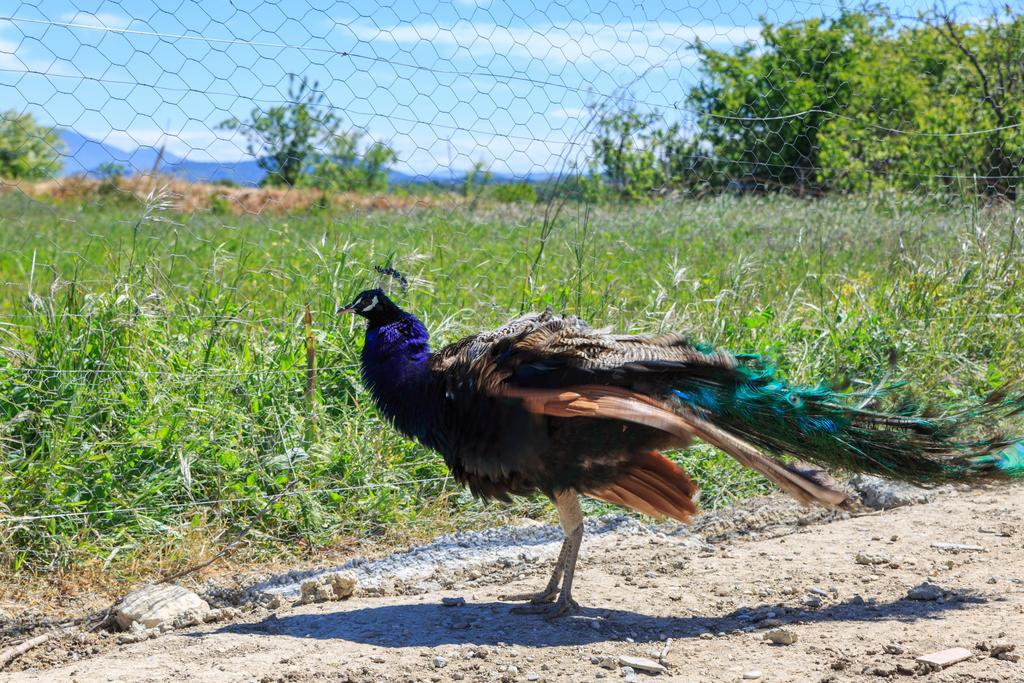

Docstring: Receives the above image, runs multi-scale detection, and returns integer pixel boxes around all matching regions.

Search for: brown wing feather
[586,450,699,523]
[504,384,851,509]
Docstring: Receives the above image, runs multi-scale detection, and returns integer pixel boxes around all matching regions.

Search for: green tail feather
[671,356,1024,485]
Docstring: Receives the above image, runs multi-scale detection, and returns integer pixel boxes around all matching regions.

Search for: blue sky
[0,0,958,176]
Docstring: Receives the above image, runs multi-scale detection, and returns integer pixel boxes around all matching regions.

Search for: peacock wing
[435,311,850,509]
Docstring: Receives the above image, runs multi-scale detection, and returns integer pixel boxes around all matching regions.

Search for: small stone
[849,474,933,509]
[883,643,904,655]
[809,587,829,597]
[114,584,210,630]
[526,673,539,681]
[916,647,973,669]
[742,671,762,680]
[617,655,666,674]
[906,583,944,601]
[432,656,448,669]
[699,632,714,640]
[896,662,917,675]
[594,656,618,670]
[855,552,889,566]
[442,596,466,607]
[621,666,636,677]
[299,572,357,604]
[930,542,985,553]
[763,628,798,645]
[990,643,1018,662]
[452,674,465,681]
[802,595,823,608]
[759,618,784,628]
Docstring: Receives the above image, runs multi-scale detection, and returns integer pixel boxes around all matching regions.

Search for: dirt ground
[3,483,1022,683]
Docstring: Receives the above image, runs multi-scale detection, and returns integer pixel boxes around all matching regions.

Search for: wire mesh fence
[1,0,1023,573]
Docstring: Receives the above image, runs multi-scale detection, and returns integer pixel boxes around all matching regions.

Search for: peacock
[339,282,1024,618]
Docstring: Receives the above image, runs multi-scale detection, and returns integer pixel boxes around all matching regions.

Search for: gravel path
[3,482,1022,682]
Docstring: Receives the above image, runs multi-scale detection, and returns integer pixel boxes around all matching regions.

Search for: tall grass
[0,190,1022,573]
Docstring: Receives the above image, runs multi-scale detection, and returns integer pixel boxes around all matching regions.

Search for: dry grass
[1,175,467,214]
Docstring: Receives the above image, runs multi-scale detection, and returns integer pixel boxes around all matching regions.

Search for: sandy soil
[3,483,1022,683]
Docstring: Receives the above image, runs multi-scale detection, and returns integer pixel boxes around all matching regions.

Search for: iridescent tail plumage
[670,356,1024,485]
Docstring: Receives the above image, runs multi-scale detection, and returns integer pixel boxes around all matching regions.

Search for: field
[1,185,1023,579]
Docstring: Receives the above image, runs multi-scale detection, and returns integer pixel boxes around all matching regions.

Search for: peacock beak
[337,303,356,314]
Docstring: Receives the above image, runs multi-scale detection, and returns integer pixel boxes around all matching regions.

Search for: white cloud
[58,12,131,30]
[342,20,760,68]
[0,35,75,77]
[77,128,253,163]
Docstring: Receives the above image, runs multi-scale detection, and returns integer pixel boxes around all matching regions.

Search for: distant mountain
[58,130,181,176]
[56,130,553,186]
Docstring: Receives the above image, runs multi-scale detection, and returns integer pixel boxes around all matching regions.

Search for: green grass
[1,190,1022,573]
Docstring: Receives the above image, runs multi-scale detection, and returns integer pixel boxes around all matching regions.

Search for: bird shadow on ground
[209,593,983,649]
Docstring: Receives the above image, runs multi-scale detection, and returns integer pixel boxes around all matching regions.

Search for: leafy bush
[490,182,537,203]
[0,111,63,180]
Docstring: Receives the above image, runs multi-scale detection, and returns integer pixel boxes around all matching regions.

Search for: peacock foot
[498,587,560,604]
[509,594,580,619]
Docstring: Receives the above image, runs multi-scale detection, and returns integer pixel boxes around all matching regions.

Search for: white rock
[742,671,762,680]
[299,572,357,604]
[763,628,798,645]
[906,582,944,601]
[114,584,210,630]
[617,655,667,674]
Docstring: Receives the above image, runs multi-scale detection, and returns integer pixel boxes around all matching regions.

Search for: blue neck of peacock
[360,313,433,440]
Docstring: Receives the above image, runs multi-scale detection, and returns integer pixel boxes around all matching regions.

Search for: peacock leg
[507,490,583,618]
[498,531,570,603]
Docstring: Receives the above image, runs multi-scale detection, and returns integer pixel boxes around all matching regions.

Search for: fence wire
[0,0,1023,573]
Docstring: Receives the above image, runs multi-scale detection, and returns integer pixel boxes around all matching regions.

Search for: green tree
[220,75,339,187]
[0,111,63,180]
[96,161,127,180]
[304,134,397,192]
[690,12,878,192]
[586,107,706,200]
[462,160,493,200]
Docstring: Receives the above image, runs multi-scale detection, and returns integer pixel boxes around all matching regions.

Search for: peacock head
[338,288,406,326]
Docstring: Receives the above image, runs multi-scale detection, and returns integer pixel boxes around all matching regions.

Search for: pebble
[298,572,358,604]
[442,596,466,607]
[763,628,798,645]
[432,656,448,669]
[930,542,985,553]
[916,647,973,670]
[114,584,211,630]
[617,655,666,674]
[849,474,933,509]
[883,643,904,655]
[990,643,1019,662]
[802,595,822,608]
[906,582,944,601]
[854,552,889,566]
[742,671,762,680]
[526,672,539,681]
[699,632,714,640]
